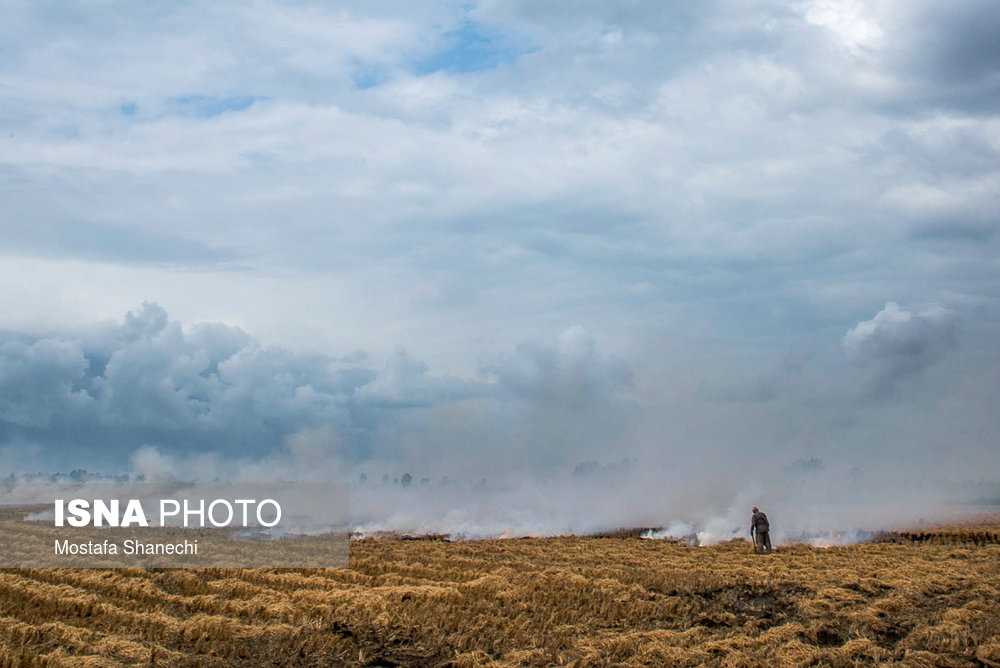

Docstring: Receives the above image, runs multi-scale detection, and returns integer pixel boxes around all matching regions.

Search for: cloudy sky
[1,0,998,503]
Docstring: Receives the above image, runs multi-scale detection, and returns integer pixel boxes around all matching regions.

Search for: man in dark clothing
[751,506,772,553]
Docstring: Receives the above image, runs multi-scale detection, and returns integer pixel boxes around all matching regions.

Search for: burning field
[0,521,998,666]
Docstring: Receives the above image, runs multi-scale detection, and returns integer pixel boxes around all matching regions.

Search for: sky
[1,1,999,533]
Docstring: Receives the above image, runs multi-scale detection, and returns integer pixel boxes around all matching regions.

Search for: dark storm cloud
[0,337,92,429]
[901,0,1000,86]
[843,302,960,395]
[0,305,635,472]
[0,304,367,464]
[840,1,998,117]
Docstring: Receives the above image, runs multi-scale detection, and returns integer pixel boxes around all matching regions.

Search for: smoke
[108,434,973,545]
[0,303,996,543]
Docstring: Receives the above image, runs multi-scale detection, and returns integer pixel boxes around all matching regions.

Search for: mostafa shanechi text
[54,538,198,555]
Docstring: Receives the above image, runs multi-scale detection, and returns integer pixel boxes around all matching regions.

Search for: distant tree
[401,472,412,487]
[785,458,825,477]
[359,473,368,485]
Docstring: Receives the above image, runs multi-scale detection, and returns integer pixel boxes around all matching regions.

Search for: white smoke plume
[112,437,975,546]
[1,303,997,544]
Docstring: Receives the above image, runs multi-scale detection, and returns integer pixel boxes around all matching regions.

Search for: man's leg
[763,531,772,552]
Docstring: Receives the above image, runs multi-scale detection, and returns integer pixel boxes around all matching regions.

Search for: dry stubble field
[1,523,999,667]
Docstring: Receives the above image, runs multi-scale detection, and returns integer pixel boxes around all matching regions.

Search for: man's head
[752,507,759,513]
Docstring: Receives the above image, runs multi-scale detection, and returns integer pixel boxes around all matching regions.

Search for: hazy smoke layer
[1,304,998,541]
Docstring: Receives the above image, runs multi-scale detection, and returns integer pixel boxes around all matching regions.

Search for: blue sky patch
[414,21,533,75]
[351,63,386,90]
[168,95,266,118]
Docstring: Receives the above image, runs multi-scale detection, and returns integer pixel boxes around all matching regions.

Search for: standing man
[750,506,772,553]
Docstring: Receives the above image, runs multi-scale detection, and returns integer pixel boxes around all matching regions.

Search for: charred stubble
[0,524,998,666]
